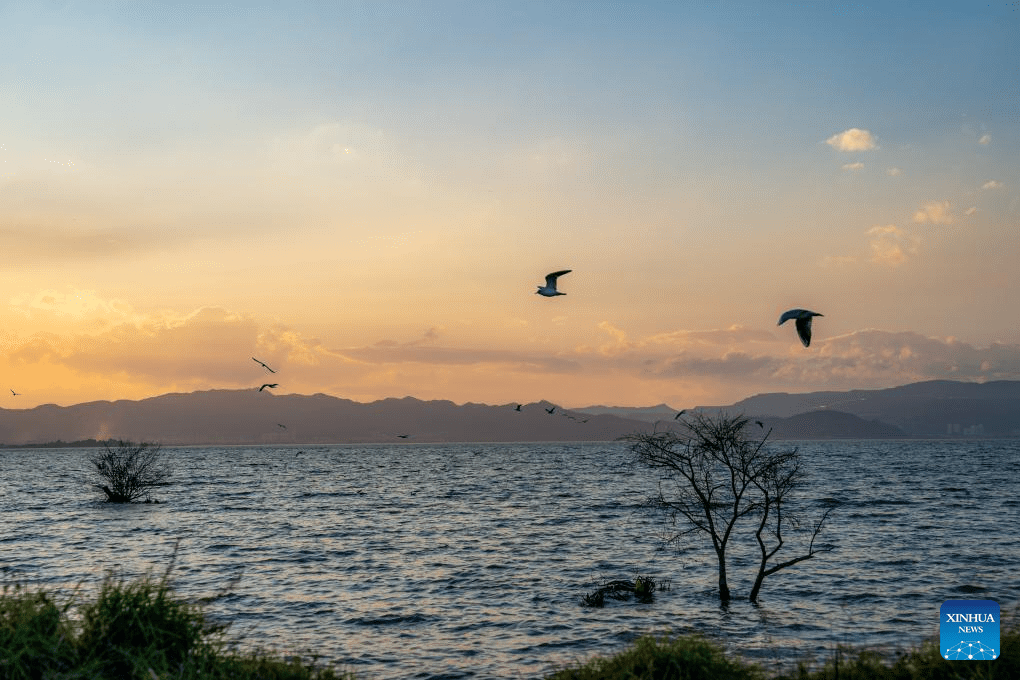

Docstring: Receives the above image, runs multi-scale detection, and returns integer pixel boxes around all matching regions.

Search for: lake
[2,439,1017,678]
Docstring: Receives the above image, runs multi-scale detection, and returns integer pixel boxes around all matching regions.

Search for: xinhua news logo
[940,600,999,660]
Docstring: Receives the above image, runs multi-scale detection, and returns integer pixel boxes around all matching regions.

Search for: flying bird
[10,389,20,396]
[778,309,823,347]
[396,434,410,439]
[535,270,572,297]
[277,423,287,429]
[252,357,276,373]
[258,383,278,392]
[512,403,522,411]
[545,407,556,414]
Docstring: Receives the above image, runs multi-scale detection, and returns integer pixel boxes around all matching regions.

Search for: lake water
[2,440,1018,678]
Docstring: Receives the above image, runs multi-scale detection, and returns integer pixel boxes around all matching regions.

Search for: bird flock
[521,270,823,422]
[241,271,822,437]
[534,269,822,347]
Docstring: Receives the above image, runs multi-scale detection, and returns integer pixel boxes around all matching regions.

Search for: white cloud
[825,128,878,151]
[912,201,954,225]
[819,255,857,268]
[842,162,864,171]
[866,225,919,266]
[982,180,1003,190]
[886,167,902,176]
[965,206,978,216]
[978,134,992,145]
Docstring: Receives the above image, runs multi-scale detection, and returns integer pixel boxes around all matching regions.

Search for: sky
[1,1,1018,410]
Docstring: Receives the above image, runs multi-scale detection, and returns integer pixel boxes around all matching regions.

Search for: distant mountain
[694,380,1020,437]
[0,390,657,446]
[571,403,680,423]
[3,380,1010,446]
[757,410,906,440]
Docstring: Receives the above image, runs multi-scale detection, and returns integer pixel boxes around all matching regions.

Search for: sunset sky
[2,1,1018,410]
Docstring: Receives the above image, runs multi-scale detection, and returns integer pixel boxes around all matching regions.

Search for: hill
[0,390,653,446]
[709,380,1020,437]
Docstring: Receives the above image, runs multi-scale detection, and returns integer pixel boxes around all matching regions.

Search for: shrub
[1,574,354,679]
[88,440,172,503]
[74,572,222,678]
[547,634,764,680]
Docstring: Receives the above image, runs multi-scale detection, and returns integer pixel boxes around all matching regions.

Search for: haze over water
[3,440,1017,679]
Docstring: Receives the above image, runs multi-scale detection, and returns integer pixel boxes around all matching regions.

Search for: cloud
[965,206,978,216]
[982,180,1003,190]
[866,225,919,266]
[819,255,857,268]
[825,128,878,152]
[340,343,582,373]
[886,167,902,176]
[10,307,263,382]
[576,322,775,356]
[912,201,954,225]
[646,330,1020,392]
[651,351,777,378]
[842,162,865,171]
[9,289,137,325]
[979,134,992,145]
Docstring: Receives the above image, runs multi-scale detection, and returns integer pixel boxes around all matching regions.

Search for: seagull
[535,270,572,297]
[252,357,276,373]
[396,434,410,439]
[277,423,287,429]
[545,407,556,414]
[778,309,823,348]
[258,383,278,392]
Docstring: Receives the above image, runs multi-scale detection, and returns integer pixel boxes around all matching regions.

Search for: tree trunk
[749,564,766,603]
[100,485,132,503]
[715,547,730,602]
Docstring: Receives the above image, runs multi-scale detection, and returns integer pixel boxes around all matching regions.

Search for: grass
[2,574,1016,679]
[0,575,351,680]
[548,623,1019,680]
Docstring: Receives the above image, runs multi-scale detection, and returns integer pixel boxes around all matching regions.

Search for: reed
[0,577,351,680]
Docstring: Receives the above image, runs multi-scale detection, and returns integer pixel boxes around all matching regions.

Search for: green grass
[546,634,766,680]
[3,575,1016,680]
[547,622,1019,680]
[0,576,351,680]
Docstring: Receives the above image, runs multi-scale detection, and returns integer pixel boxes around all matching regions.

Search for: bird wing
[545,270,571,287]
[252,357,276,373]
[794,316,813,347]
[778,309,805,325]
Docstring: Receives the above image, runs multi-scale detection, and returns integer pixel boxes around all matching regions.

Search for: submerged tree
[88,440,172,503]
[628,412,834,604]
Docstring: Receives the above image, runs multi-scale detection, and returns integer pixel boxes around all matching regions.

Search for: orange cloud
[825,128,878,151]
[912,201,954,225]
[866,225,919,266]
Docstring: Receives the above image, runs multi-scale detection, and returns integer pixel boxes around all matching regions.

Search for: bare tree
[628,412,834,604]
[88,440,172,503]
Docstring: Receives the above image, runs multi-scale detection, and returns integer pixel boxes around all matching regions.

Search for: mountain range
[1,380,1017,446]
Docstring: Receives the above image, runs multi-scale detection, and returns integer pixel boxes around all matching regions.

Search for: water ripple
[2,440,1018,678]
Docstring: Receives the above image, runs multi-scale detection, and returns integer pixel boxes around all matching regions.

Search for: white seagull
[535,270,572,297]
[778,309,823,347]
